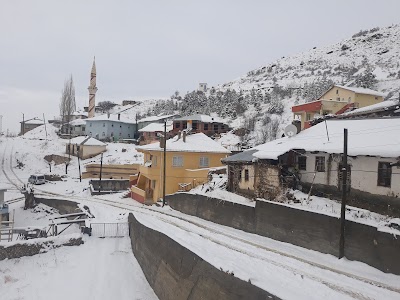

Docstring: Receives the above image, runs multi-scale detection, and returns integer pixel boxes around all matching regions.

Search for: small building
[137,114,178,130]
[131,132,230,204]
[172,114,230,137]
[198,83,207,92]
[20,118,44,135]
[138,122,173,145]
[85,113,137,142]
[66,136,107,159]
[223,118,400,215]
[292,85,386,130]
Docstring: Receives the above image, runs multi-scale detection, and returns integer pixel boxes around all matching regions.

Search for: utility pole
[22,113,25,135]
[77,145,82,182]
[339,128,348,259]
[43,113,48,139]
[99,153,103,192]
[162,121,167,207]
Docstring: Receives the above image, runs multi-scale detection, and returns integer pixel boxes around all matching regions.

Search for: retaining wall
[0,236,83,260]
[166,193,400,275]
[128,213,278,300]
[35,197,81,215]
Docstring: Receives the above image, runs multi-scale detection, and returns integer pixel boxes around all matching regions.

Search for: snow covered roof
[226,118,400,162]
[69,136,106,146]
[333,85,387,97]
[340,100,400,117]
[69,119,87,126]
[138,122,173,133]
[174,114,226,124]
[222,149,258,163]
[85,114,136,124]
[72,111,88,117]
[137,133,231,154]
[22,118,45,125]
[137,114,177,123]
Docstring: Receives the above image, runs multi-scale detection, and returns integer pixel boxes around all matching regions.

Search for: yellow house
[292,85,385,130]
[131,132,230,204]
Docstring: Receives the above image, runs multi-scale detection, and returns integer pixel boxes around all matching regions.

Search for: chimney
[183,130,187,142]
[118,113,121,120]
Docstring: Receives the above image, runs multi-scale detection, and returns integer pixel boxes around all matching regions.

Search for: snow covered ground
[2,130,400,300]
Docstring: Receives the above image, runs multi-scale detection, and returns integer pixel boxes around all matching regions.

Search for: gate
[90,222,129,238]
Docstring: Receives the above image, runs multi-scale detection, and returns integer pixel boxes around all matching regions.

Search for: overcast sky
[1,0,400,133]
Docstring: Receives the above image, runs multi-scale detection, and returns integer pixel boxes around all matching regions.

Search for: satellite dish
[144,160,152,167]
[284,124,298,138]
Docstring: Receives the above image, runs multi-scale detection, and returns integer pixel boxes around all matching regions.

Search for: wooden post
[162,121,167,207]
[339,128,348,259]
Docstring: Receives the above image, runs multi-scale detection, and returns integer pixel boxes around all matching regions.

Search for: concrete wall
[128,213,278,300]
[89,179,130,193]
[166,193,400,275]
[35,198,81,215]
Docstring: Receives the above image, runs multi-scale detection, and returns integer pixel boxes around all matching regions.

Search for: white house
[223,118,400,214]
[66,136,107,159]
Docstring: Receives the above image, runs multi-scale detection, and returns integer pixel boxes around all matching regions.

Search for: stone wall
[35,197,81,215]
[167,193,400,275]
[128,213,278,300]
[0,237,83,260]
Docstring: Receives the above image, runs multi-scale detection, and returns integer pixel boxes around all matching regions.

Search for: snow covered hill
[218,24,400,97]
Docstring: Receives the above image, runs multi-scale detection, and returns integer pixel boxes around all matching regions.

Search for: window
[199,157,209,167]
[336,89,339,94]
[120,125,122,128]
[112,124,114,127]
[89,131,92,136]
[102,132,105,136]
[298,156,307,171]
[306,113,311,121]
[103,123,105,127]
[213,124,218,131]
[244,169,249,181]
[204,123,209,130]
[183,122,187,129]
[82,126,85,131]
[315,156,325,172]
[192,122,198,130]
[151,180,156,189]
[172,156,183,167]
[238,170,242,181]
[221,125,225,130]
[378,162,391,187]
[150,154,158,167]
[375,96,378,100]
[175,122,180,128]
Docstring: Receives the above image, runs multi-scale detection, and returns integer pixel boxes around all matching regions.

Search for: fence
[90,223,129,238]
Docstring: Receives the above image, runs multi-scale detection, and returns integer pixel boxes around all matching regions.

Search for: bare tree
[59,75,76,128]
[97,101,117,113]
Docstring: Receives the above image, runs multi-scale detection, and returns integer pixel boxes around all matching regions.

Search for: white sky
[1,0,399,133]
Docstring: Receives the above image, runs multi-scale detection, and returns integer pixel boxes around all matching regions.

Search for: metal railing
[90,222,129,238]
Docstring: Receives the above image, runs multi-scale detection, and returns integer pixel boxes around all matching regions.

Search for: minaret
[88,57,98,118]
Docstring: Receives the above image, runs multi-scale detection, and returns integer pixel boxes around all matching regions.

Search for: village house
[223,118,400,215]
[131,132,230,204]
[137,114,178,130]
[138,122,173,145]
[66,136,107,159]
[19,118,44,135]
[172,114,230,136]
[85,113,137,142]
[292,85,386,130]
